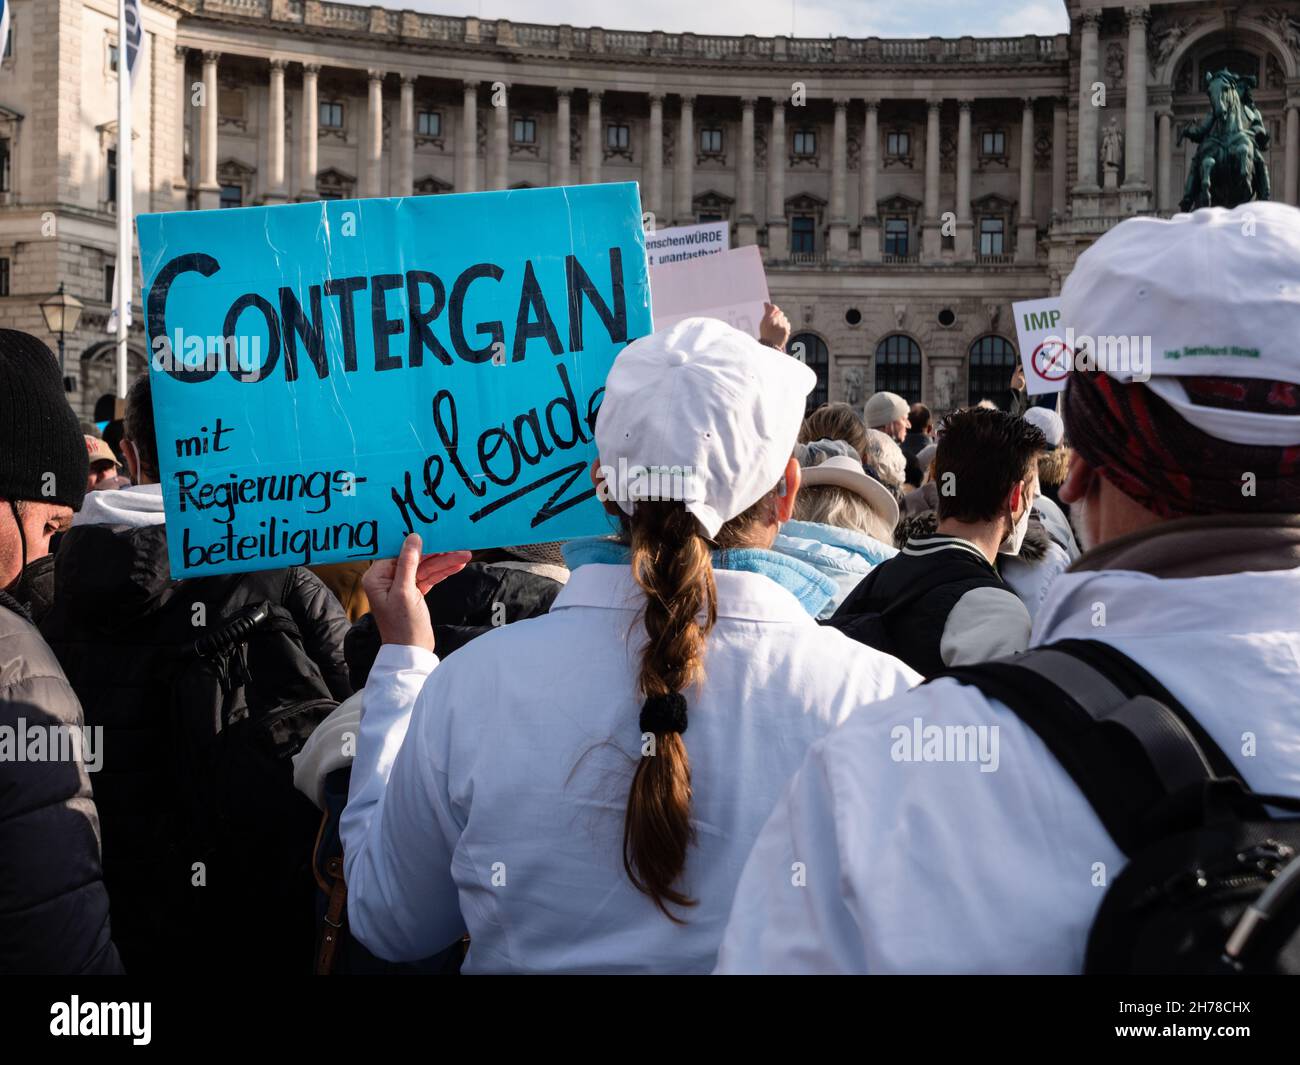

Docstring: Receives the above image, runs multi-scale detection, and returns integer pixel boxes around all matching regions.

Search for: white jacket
[341,562,919,973]
[716,551,1300,973]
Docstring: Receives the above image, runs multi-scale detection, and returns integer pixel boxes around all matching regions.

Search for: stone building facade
[1,0,1298,418]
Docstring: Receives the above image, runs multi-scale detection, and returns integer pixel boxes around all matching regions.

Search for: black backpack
[167,596,337,972]
[937,638,1300,974]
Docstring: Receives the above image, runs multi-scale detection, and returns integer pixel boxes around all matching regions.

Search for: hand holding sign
[362,535,472,651]
[759,302,791,350]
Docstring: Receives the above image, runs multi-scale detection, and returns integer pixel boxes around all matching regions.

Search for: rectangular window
[220,184,243,210]
[793,129,816,157]
[512,117,536,144]
[791,215,815,254]
[417,110,441,137]
[0,258,10,298]
[106,148,117,202]
[109,43,119,74]
[697,212,723,223]
[3,25,12,61]
[699,128,723,154]
[981,130,1006,157]
[0,138,10,193]
[886,131,910,157]
[885,218,910,256]
[980,218,1005,255]
[319,102,344,129]
[104,264,115,303]
[606,123,630,150]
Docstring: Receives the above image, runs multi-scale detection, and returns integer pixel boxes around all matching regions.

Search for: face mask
[997,495,1032,557]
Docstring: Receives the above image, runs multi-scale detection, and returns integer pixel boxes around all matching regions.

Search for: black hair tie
[640,692,689,736]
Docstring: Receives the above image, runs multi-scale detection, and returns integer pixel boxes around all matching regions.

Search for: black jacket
[829,534,1031,678]
[39,522,352,972]
[346,560,564,690]
[0,591,123,974]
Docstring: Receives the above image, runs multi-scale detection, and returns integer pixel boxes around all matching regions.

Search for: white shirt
[716,562,1300,973]
[341,562,920,973]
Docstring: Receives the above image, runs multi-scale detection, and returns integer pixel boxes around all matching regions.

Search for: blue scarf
[561,536,836,617]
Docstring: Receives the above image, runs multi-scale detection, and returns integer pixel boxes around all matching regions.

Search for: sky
[394,1,1072,39]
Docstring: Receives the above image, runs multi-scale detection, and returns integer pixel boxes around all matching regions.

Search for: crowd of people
[2,201,1298,975]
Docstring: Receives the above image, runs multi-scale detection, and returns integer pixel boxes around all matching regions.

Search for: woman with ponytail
[342,318,920,972]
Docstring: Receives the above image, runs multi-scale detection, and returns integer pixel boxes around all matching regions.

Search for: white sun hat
[799,454,900,530]
[595,316,816,537]
[1060,201,1300,446]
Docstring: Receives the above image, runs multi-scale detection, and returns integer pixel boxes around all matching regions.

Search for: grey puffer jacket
[0,591,122,974]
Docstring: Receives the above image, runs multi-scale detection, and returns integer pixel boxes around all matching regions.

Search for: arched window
[874,334,922,404]
[789,332,828,412]
[967,334,1018,408]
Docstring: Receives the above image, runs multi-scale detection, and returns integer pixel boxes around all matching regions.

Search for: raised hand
[362,534,472,652]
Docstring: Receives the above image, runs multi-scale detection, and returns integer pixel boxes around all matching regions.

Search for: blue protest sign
[136,182,651,578]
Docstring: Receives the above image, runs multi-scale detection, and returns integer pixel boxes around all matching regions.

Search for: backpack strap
[933,639,1247,857]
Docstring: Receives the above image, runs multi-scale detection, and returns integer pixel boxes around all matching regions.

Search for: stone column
[398,75,415,196]
[767,96,787,258]
[175,46,190,192]
[459,80,478,193]
[584,90,602,184]
[860,99,879,262]
[198,51,220,209]
[828,98,849,257]
[1017,97,1037,263]
[1075,11,1102,191]
[365,70,384,197]
[922,99,942,260]
[955,99,973,260]
[299,63,319,199]
[492,82,509,190]
[1051,96,1068,216]
[1156,107,1173,211]
[1123,6,1150,188]
[675,94,695,224]
[265,59,287,201]
[737,96,757,246]
[554,89,572,187]
[645,93,663,220]
[1286,100,1300,207]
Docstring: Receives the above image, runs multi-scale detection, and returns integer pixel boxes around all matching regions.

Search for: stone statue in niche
[843,367,865,408]
[1101,119,1123,189]
[933,364,958,412]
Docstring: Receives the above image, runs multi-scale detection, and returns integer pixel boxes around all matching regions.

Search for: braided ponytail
[622,503,717,920]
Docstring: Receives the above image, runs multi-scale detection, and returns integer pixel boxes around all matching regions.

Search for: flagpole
[116,0,132,400]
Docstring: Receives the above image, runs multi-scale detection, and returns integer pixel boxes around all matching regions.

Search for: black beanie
[0,329,88,510]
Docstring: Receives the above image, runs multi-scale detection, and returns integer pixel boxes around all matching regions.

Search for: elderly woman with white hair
[771,438,900,617]
[863,428,907,495]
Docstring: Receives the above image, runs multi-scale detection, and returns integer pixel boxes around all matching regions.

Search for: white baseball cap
[800,454,900,530]
[1023,406,1065,449]
[864,390,909,429]
[1061,201,1300,446]
[595,316,816,537]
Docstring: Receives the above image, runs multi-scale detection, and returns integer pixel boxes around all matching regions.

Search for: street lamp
[39,283,84,391]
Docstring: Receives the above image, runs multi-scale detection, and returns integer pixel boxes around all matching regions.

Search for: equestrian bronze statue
[1178,69,1271,212]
